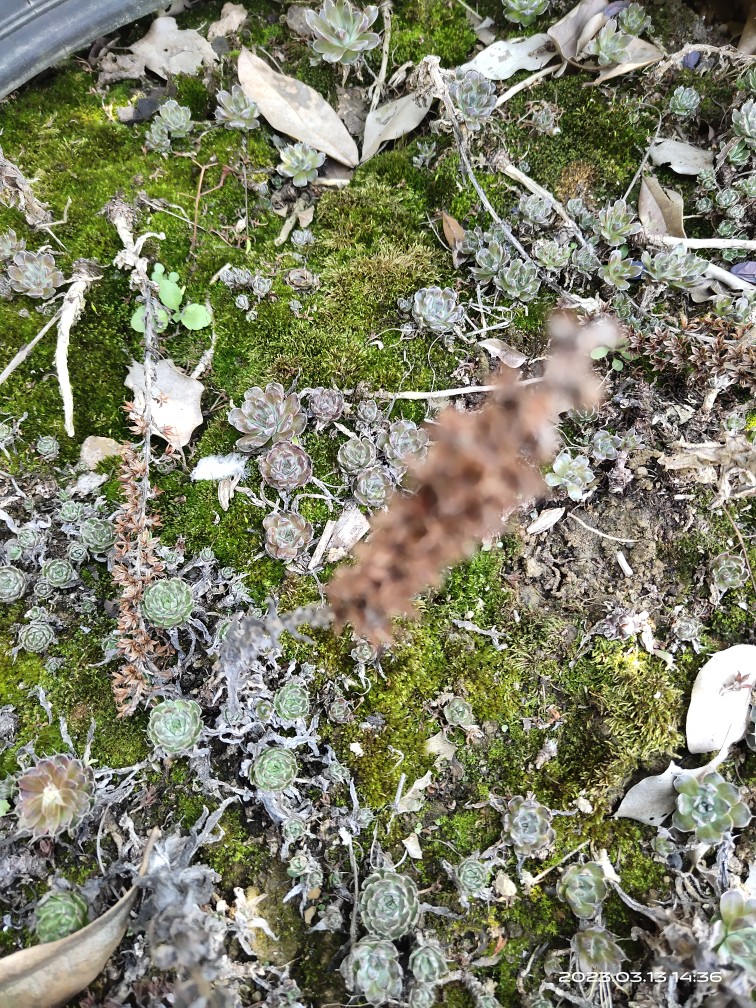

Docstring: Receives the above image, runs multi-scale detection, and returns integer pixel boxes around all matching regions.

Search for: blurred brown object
[327,310,606,643]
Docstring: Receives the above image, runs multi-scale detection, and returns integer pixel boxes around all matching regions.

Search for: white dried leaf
[425,730,456,766]
[477,338,527,368]
[106,17,218,81]
[361,91,434,162]
[638,175,686,238]
[686,645,756,753]
[547,0,606,61]
[238,48,358,166]
[349,741,365,757]
[402,833,423,859]
[396,770,433,813]
[649,138,714,175]
[460,34,555,81]
[614,754,726,826]
[526,507,565,535]
[493,871,518,899]
[613,760,686,826]
[574,13,607,58]
[191,453,249,481]
[325,505,370,562]
[125,358,204,449]
[80,436,124,470]
[208,2,248,40]
[592,37,664,84]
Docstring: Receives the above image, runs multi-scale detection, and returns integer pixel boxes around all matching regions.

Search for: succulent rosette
[229,382,306,452]
[358,869,420,939]
[259,442,313,492]
[34,890,89,943]
[502,795,556,857]
[353,466,393,508]
[340,938,403,1005]
[16,755,94,837]
[456,856,490,894]
[263,511,313,561]
[141,578,193,629]
[79,517,116,553]
[252,747,299,791]
[408,939,448,983]
[0,565,27,603]
[307,387,345,423]
[556,862,607,918]
[337,437,377,474]
[147,698,203,753]
[273,680,311,721]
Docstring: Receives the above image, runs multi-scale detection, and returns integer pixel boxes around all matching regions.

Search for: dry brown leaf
[547,0,606,61]
[591,37,664,84]
[441,210,465,249]
[574,13,607,58]
[638,174,686,238]
[0,833,156,1008]
[238,48,359,166]
[361,91,433,162]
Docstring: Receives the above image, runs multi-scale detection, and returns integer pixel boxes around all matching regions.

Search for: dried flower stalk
[327,311,604,643]
[103,199,173,714]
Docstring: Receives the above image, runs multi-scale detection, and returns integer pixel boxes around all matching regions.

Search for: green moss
[391,0,477,66]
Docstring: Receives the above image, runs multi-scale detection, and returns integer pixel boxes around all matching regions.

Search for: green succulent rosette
[252,747,299,791]
[141,577,193,629]
[34,890,89,943]
[0,565,26,603]
[358,868,420,939]
[147,698,203,753]
[556,862,607,918]
[340,938,403,1005]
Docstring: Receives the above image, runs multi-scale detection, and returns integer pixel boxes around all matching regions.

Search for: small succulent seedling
[131,263,211,333]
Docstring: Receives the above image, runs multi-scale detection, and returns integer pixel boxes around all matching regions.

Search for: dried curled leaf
[547,0,606,61]
[361,91,433,162]
[98,17,218,83]
[0,833,156,1008]
[125,358,204,449]
[238,48,359,166]
[591,37,663,84]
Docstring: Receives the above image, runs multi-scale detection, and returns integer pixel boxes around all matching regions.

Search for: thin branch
[0,310,61,386]
[55,260,103,437]
[495,63,559,108]
[374,377,542,400]
[566,511,638,545]
[369,1,393,112]
[648,235,756,251]
[499,161,588,247]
